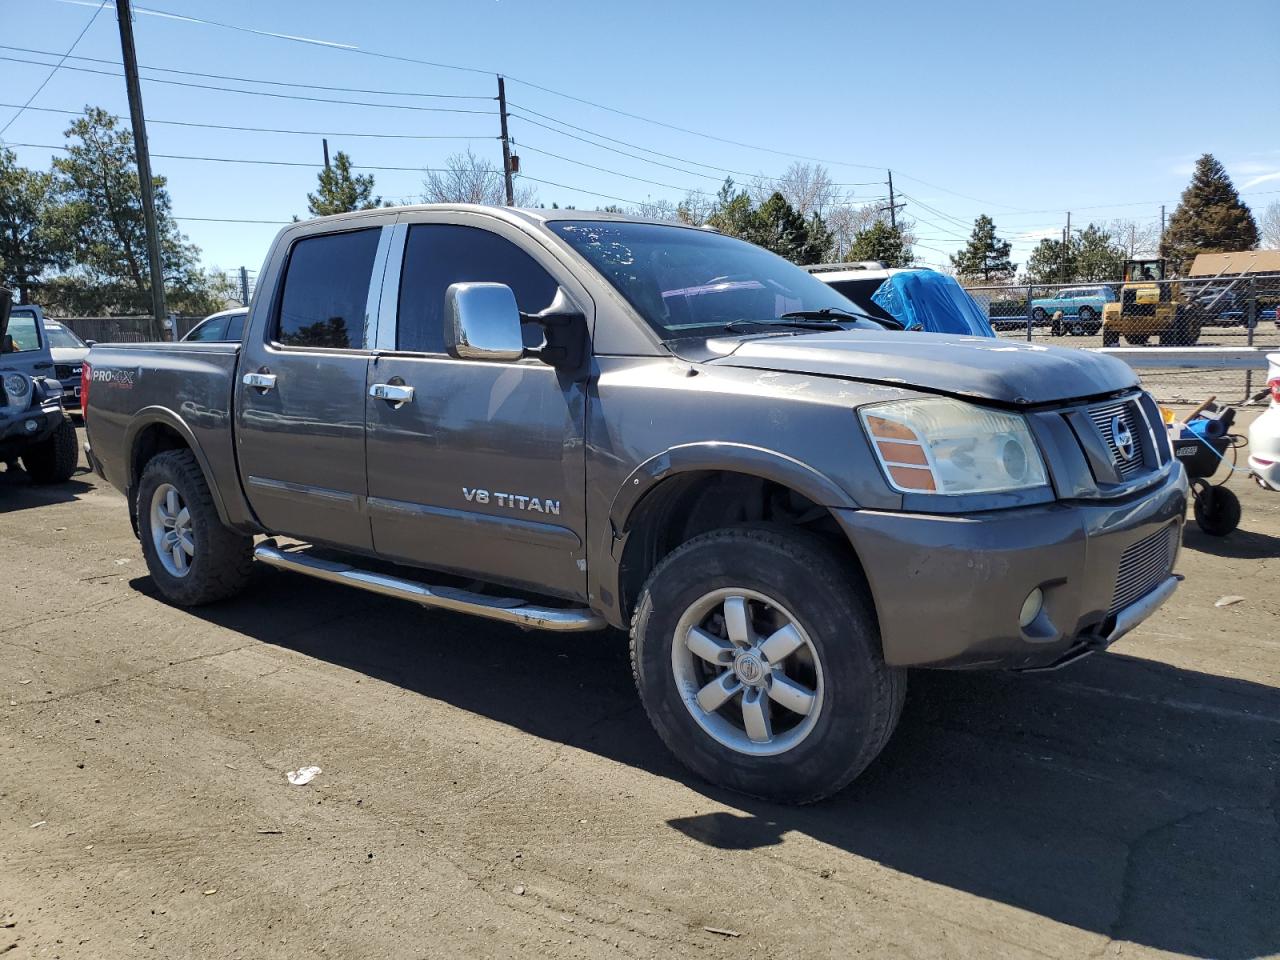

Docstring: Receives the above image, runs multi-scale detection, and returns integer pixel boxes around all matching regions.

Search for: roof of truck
[298,203,713,232]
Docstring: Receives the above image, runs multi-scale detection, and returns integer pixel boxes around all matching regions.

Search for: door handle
[369,382,414,404]
[242,372,277,391]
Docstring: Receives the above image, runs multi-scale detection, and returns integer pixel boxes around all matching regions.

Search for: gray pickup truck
[84,206,1187,802]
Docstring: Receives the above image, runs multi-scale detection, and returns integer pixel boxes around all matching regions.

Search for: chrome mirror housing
[444,282,524,362]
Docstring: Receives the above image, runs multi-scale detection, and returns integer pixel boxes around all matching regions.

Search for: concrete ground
[1,421,1277,960]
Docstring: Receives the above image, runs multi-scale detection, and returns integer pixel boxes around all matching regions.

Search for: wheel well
[127,423,191,528]
[616,470,865,620]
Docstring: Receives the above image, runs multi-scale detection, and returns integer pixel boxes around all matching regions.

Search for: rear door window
[396,224,558,354]
[275,229,381,349]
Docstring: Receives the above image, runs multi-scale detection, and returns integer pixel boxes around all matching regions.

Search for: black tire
[1194,485,1241,537]
[1077,306,1096,323]
[136,449,253,605]
[21,416,78,484]
[630,526,906,804]
[1124,334,1150,346]
[1102,328,1120,347]
[1031,307,1047,324]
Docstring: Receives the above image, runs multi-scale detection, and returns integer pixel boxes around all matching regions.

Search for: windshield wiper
[781,307,903,330]
[723,317,845,333]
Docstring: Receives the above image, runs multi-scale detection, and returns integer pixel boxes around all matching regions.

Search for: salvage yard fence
[964,275,1280,405]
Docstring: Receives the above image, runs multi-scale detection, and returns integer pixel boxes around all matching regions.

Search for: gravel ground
[1,421,1277,960]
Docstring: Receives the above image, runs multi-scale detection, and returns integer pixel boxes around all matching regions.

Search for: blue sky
[2,0,1278,276]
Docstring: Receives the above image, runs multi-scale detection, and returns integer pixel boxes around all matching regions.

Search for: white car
[1247,352,1280,491]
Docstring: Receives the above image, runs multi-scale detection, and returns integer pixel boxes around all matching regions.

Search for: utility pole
[238,266,249,306]
[115,0,166,335]
[887,169,896,230]
[497,76,514,206]
[322,138,331,171]
[1160,204,1166,246]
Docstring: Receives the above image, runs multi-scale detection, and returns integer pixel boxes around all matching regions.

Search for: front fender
[609,440,859,534]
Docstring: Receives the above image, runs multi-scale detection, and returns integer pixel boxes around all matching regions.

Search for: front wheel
[630,527,905,804]
[137,449,254,605]
[1031,307,1047,325]
[21,416,78,484]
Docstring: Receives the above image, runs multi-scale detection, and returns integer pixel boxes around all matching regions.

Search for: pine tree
[1160,154,1259,269]
[845,220,913,268]
[307,151,382,217]
[950,215,1015,282]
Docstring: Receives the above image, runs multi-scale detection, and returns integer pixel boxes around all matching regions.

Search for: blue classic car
[1029,285,1117,335]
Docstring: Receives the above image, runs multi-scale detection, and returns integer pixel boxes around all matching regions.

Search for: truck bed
[85,341,244,524]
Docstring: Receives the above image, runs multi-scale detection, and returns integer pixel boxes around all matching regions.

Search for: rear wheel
[21,416,78,484]
[1102,328,1120,347]
[137,449,253,605]
[630,526,905,804]
[1124,334,1150,346]
[1075,306,1095,335]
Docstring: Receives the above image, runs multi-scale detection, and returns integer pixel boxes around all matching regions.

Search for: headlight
[3,373,30,400]
[860,398,1049,495]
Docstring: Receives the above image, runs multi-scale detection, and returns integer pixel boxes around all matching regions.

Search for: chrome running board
[254,540,607,633]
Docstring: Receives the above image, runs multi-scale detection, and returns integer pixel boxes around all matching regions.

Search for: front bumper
[836,462,1188,670]
[0,403,63,455]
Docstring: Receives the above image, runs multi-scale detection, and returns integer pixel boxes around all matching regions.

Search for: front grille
[1087,399,1146,480]
[1111,525,1175,613]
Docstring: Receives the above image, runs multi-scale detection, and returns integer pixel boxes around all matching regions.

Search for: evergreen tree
[1024,236,1073,285]
[746,192,811,262]
[1160,154,1258,269]
[950,215,1015,281]
[845,220,913,268]
[47,107,220,315]
[0,147,65,303]
[1073,223,1124,280]
[307,151,382,217]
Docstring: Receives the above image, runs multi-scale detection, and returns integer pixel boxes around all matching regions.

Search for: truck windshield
[552,220,878,340]
[2,312,40,353]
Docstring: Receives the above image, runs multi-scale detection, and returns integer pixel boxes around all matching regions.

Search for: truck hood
[699,329,1139,405]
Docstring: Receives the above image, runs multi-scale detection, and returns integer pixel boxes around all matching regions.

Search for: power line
[0,101,496,141]
[7,141,503,173]
[0,2,105,136]
[516,142,718,197]
[0,54,497,115]
[0,44,492,100]
[513,175,651,208]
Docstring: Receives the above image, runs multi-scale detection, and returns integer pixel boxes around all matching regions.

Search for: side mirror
[444,282,525,363]
[84,339,98,347]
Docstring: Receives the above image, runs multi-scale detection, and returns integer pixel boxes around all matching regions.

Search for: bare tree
[1107,218,1160,258]
[750,162,844,219]
[632,197,680,221]
[421,148,537,206]
[676,190,715,226]
[1261,201,1280,250]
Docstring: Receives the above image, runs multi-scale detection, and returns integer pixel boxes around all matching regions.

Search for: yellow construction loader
[1100,258,1200,347]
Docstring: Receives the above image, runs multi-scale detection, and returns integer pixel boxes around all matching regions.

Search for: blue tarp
[871,270,996,337]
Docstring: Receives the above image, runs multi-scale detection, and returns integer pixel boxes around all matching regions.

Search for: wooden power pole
[497,76,514,206]
[115,0,167,334]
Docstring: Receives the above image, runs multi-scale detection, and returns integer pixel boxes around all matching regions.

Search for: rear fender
[124,406,231,528]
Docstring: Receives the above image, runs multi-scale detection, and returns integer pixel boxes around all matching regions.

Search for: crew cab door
[363,215,589,599]
[235,224,392,550]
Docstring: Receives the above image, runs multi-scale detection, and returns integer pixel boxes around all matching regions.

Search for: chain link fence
[965,274,1280,404]
[61,315,203,343]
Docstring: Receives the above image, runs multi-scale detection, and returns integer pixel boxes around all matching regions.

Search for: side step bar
[253,540,608,633]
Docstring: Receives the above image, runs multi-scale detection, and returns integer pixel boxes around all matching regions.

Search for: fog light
[24,419,39,434]
[1019,588,1044,628]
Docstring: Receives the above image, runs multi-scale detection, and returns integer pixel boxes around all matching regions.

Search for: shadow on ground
[133,568,1280,959]
[1182,522,1280,560]
[0,464,95,513]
